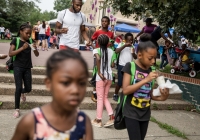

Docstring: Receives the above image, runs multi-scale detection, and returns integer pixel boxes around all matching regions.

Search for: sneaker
[104,119,114,127]
[91,94,97,102]
[91,119,102,128]
[113,94,119,102]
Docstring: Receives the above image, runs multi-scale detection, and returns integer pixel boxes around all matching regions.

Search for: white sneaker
[104,119,114,127]
[91,119,103,128]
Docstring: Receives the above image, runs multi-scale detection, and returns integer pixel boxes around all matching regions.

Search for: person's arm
[131,48,137,59]
[84,115,93,140]
[123,71,158,95]
[11,113,34,140]
[32,42,39,57]
[9,43,29,57]
[55,11,68,34]
[135,28,144,39]
[91,32,98,49]
[80,25,91,46]
[150,88,169,101]
[115,43,131,53]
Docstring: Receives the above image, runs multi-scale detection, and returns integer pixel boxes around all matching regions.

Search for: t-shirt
[0,27,5,32]
[182,55,188,62]
[122,62,152,121]
[38,24,46,34]
[57,9,86,49]
[93,48,113,81]
[45,25,51,36]
[117,43,133,66]
[10,38,34,69]
[91,30,114,48]
[143,24,157,34]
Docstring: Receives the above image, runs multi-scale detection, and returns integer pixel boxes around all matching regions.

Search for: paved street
[1,110,200,140]
[0,43,94,69]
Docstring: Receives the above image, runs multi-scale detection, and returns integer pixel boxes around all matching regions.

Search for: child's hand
[125,43,132,47]
[159,88,169,100]
[145,72,158,83]
[22,43,29,50]
[98,73,106,81]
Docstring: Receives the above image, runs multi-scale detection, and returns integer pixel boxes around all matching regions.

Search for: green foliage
[106,0,200,42]
[54,0,72,12]
[0,0,57,32]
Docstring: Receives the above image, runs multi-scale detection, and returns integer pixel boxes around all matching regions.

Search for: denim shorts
[38,34,45,40]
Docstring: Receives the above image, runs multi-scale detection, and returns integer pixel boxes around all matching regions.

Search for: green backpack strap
[122,62,136,107]
[12,37,20,61]
[29,38,33,44]
[150,66,156,88]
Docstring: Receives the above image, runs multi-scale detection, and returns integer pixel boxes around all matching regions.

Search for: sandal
[21,94,26,102]
[13,110,20,118]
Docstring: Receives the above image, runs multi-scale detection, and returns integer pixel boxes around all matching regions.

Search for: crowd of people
[0,25,12,40]
[3,0,197,140]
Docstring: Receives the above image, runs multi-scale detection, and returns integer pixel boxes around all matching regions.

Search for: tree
[54,0,72,12]
[106,0,200,42]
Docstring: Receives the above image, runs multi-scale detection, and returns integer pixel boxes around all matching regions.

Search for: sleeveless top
[32,107,86,140]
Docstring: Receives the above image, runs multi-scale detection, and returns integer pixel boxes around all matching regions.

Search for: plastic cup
[156,76,165,87]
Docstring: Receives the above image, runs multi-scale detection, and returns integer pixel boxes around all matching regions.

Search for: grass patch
[156,61,200,79]
[150,117,188,139]
[0,39,11,43]
[0,102,2,106]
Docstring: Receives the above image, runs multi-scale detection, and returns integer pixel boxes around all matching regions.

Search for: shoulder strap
[150,66,156,88]
[62,10,67,25]
[12,37,20,61]
[122,62,136,107]
[29,38,32,44]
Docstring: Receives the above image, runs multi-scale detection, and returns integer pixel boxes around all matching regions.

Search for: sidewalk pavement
[0,110,199,140]
[0,43,94,69]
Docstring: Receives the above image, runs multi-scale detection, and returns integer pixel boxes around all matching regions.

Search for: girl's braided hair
[98,34,110,79]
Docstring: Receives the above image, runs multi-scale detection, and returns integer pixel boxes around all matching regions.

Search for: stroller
[170,48,197,78]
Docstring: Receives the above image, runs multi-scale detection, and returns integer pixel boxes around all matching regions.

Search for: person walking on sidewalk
[122,34,169,140]
[11,50,93,140]
[38,21,47,51]
[91,34,115,128]
[0,25,5,39]
[55,0,91,51]
[9,23,39,118]
[90,16,114,102]
[113,33,137,101]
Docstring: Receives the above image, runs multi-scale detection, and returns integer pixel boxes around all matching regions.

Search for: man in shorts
[55,0,91,51]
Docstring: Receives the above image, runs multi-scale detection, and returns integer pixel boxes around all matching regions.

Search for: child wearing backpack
[9,23,39,118]
[11,50,93,140]
[122,33,169,140]
[113,33,137,102]
[91,34,115,128]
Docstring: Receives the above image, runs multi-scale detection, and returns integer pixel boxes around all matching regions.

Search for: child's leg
[103,80,113,117]
[96,80,105,120]
[163,56,169,68]
[125,117,149,140]
[140,121,149,140]
[160,55,165,69]
[22,69,32,96]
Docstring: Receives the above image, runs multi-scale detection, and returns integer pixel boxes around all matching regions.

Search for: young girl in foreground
[91,34,115,128]
[11,50,93,140]
[9,23,39,118]
[122,34,169,140]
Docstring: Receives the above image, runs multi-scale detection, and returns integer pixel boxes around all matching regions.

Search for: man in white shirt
[113,33,137,101]
[0,25,5,39]
[55,0,91,51]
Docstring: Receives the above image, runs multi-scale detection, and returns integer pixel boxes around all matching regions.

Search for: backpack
[114,62,155,130]
[6,37,32,73]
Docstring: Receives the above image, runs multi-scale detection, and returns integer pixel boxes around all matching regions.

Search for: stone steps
[0,95,194,110]
[0,83,182,99]
[0,73,118,87]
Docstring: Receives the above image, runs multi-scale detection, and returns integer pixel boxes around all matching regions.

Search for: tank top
[32,107,86,140]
